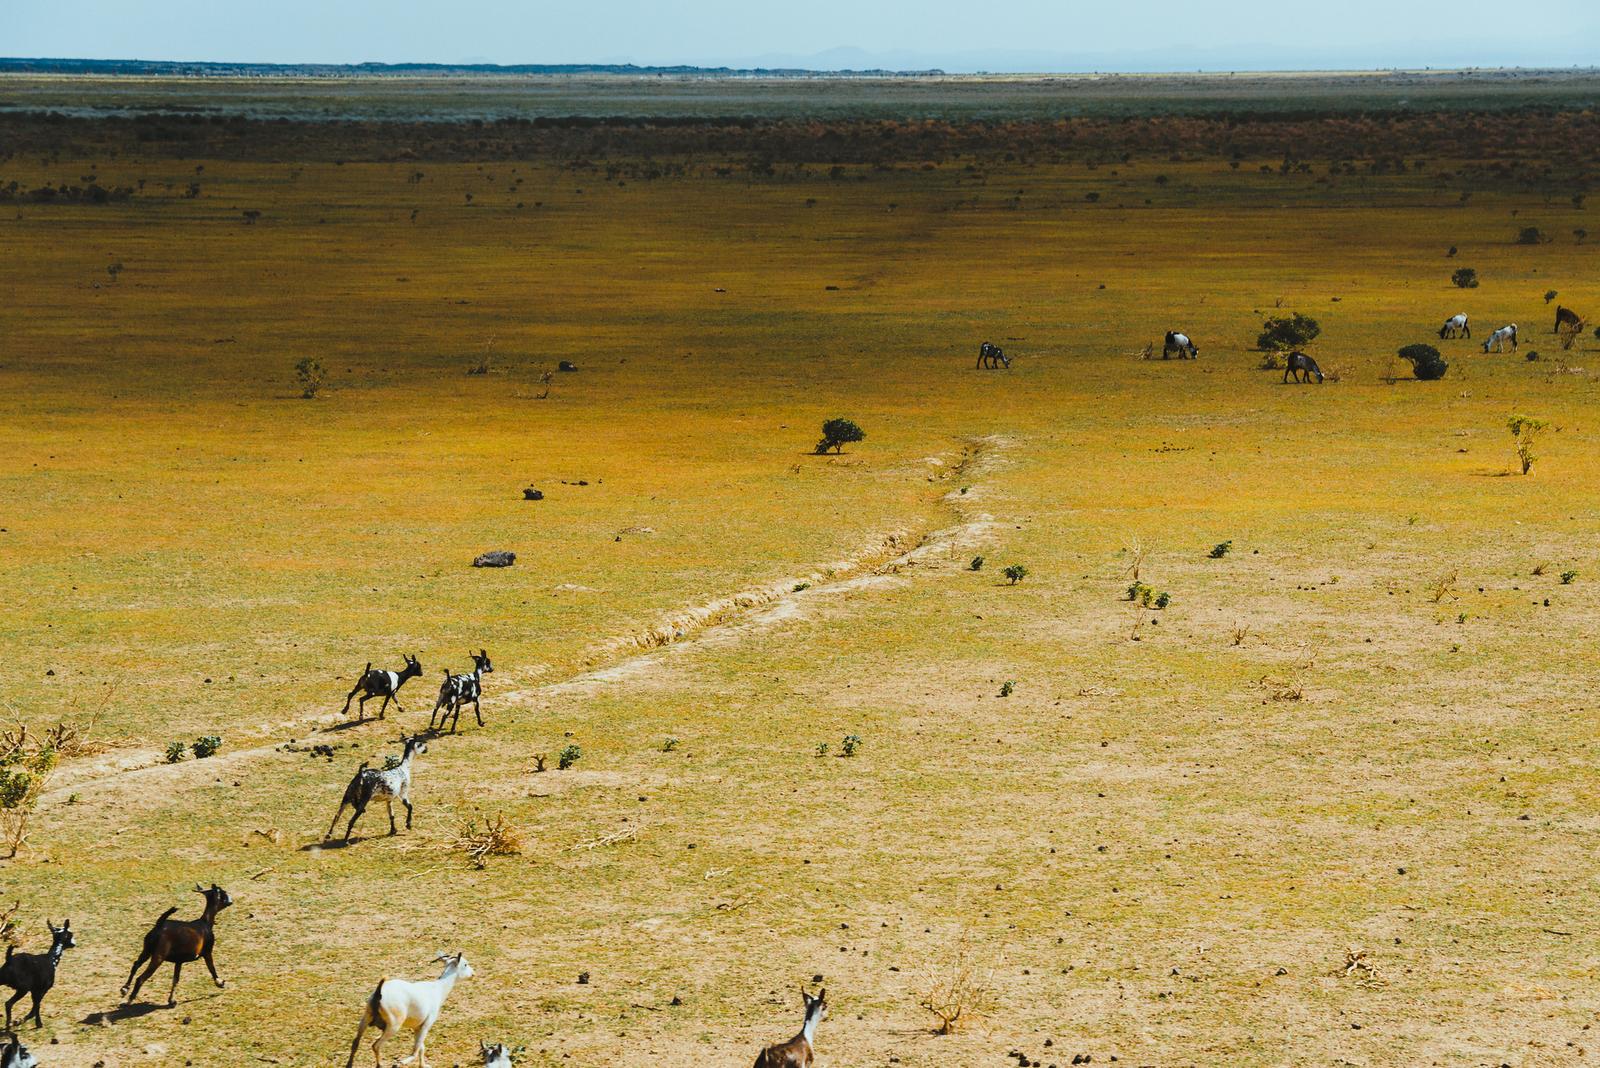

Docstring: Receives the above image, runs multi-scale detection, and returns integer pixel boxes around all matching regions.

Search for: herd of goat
[974,303,1589,385]
[0,647,831,1068]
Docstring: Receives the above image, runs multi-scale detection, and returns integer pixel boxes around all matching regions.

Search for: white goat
[1482,323,1518,353]
[346,952,474,1068]
[479,1040,513,1066]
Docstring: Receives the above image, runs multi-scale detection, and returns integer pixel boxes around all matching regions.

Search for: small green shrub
[1544,290,1559,304]
[840,734,862,757]
[294,357,325,399]
[557,744,583,770]
[999,680,1015,697]
[1398,344,1449,381]
[191,735,222,759]
[815,742,830,757]
[1506,413,1548,475]
[1515,226,1546,245]
[662,737,680,752]
[1560,570,1578,584]
[792,582,810,592]
[969,555,984,571]
[815,418,864,454]
[1127,580,1152,603]
[1208,540,1232,559]
[1451,267,1479,289]
[1256,313,1322,352]
[383,753,403,770]
[165,741,187,763]
[1003,564,1029,585]
[1153,591,1171,609]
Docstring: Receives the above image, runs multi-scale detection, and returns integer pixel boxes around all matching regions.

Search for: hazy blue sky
[9,0,1599,71]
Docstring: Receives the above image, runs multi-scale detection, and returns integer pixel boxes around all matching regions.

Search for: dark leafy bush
[1256,313,1321,352]
[557,744,582,770]
[816,418,864,454]
[1451,267,1479,289]
[191,735,223,759]
[1515,226,1547,245]
[1398,344,1449,381]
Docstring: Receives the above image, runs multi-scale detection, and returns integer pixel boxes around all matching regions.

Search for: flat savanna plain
[1,85,1599,1066]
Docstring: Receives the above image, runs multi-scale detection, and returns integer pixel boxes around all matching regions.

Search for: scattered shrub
[919,941,998,1035]
[1153,591,1171,609]
[1256,313,1322,352]
[0,738,56,858]
[1514,226,1547,245]
[1451,267,1479,289]
[792,582,810,592]
[998,680,1014,698]
[1561,570,1578,584]
[815,418,864,454]
[840,734,862,757]
[1127,580,1152,603]
[969,555,984,571]
[557,744,583,770]
[191,735,222,759]
[1397,344,1449,381]
[815,742,830,758]
[1208,540,1232,558]
[1544,290,1559,304]
[165,741,187,764]
[662,737,680,752]
[453,810,522,868]
[1506,413,1548,475]
[294,357,325,399]
[1003,564,1029,585]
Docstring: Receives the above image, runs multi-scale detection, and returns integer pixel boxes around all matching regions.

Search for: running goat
[326,734,428,842]
[429,650,494,734]
[753,988,827,1068]
[341,653,423,721]
[345,952,474,1068]
[0,919,74,1029]
[121,885,232,1006]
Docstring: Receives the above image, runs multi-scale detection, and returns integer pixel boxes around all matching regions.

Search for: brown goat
[752,988,826,1068]
[1555,305,1584,332]
[121,884,233,1006]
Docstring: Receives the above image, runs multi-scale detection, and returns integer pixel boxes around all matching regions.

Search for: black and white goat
[975,341,1010,369]
[753,988,828,1068]
[1438,313,1470,339]
[0,919,75,1029]
[345,952,475,1068]
[326,734,428,842]
[1482,323,1518,353]
[480,1040,514,1067]
[1163,331,1199,359]
[0,1035,37,1068]
[341,653,423,721]
[429,650,494,734]
[1283,351,1325,383]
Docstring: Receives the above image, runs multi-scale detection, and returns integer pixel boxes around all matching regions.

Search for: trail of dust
[43,436,1015,803]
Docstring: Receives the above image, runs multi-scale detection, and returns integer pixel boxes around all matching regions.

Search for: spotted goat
[429,650,494,733]
[325,734,429,842]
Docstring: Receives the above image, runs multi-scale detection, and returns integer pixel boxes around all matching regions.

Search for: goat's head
[801,986,828,1024]
[47,919,76,952]
[472,649,494,675]
[0,1034,38,1068]
[403,734,430,759]
[479,1040,513,1066]
[435,951,474,979]
[400,653,423,679]
[194,884,233,915]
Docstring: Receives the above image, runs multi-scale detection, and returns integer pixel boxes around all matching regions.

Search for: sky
[8,0,1600,72]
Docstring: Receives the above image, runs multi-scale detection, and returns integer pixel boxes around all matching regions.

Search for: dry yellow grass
[0,120,1597,1067]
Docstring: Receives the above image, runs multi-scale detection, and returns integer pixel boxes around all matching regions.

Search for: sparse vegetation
[453,810,523,868]
[1515,226,1547,245]
[1003,564,1029,585]
[1561,570,1578,584]
[0,730,56,858]
[840,733,862,757]
[1208,540,1232,558]
[969,555,984,571]
[557,743,583,770]
[1506,413,1548,475]
[1451,267,1479,289]
[918,941,998,1035]
[165,740,187,763]
[815,418,865,454]
[998,680,1014,697]
[1256,312,1322,352]
[294,356,325,398]
[191,734,223,759]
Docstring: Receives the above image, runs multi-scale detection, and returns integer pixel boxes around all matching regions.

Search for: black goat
[0,920,74,1029]
[121,885,232,1006]
[976,341,1010,369]
[341,653,423,721]
[1283,351,1325,383]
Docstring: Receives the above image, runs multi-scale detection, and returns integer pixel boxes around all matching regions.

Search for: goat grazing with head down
[479,1040,513,1067]
[345,952,474,1068]
[753,988,827,1068]
[121,885,232,1006]
[428,650,494,734]
[0,1034,37,1068]
[341,653,423,721]
[326,734,428,842]
[0,918,75,1029]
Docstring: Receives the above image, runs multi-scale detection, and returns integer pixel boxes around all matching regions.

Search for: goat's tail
[367,976,386,1021]
[152,906,179,930]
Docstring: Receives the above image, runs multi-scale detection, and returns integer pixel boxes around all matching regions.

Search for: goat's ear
[194,883,206,893]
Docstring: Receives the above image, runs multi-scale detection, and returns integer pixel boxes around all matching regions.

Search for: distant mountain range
[0,57,946,78]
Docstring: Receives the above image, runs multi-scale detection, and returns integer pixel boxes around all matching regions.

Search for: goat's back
[752,1039,811,1068]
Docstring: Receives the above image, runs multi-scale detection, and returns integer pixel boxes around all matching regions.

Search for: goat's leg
[371,1017,402,1068]
[28,989,43,1026]
[203,944,226,988]
[4,988,22,1029]
[377,693,391,720]
[326,802,348,841]
[473,695,484,726]
[345,804,364,842]
[121,948,151,995]
[402,1018,434,1066]
[402,791,414,830]
[386,798,398,835]
[341,683,362,715]
[345,1010,370,1068]
[126,954,163,1003]
[167,960,183,1006]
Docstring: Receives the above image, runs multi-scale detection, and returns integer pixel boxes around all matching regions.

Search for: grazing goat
[341,653,423,721]
[975,341,1010,369]
[1162,331,1199,359]
[1438,313,1470,339]
[480,1040,513,1067]
[1482,323,1519,353]
[1555,305,1584,332]
[0,920,74,1029]
[345,952,474,1068]
[753,988,827,1068]
[121,885,232,1006]
[429,650,494,734]
[1283,351,1325,383]
[326,734,428,842]
[0,1035,36,1068]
